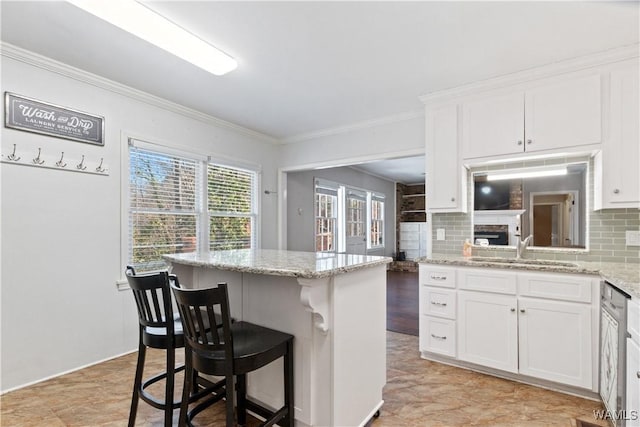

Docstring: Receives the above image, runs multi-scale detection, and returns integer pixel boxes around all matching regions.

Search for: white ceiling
[1,1,638,183]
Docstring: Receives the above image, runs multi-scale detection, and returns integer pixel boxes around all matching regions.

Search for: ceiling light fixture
[67,0,237,76]
[486,167,568,181]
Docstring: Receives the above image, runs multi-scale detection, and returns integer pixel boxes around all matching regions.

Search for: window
[346,193,366,239]
[369,196,385,248]
[208,163,257,250]
[128,140,258,271]
[314,178,385,254]
[315,192,337,252]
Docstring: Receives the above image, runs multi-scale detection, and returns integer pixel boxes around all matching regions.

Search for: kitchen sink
[468,257,578,268]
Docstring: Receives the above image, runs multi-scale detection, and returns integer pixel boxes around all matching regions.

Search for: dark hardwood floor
[386,270,419,336]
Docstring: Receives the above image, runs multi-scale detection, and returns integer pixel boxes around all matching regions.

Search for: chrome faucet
[516,235,533,259]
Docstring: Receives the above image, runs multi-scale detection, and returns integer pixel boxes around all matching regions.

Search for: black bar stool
[171,282,294,427]
[125,267,224,426]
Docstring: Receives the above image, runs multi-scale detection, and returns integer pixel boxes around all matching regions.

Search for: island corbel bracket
[298,278,330,335]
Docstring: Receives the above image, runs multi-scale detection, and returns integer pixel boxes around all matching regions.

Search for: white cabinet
[627,299,640,422]
[419,264,599,392]
[425,104,467,213]
[458,290,518,373]
[399,222,428,260]
[595,60,640,210]
[462,73,602,160]
[518,297,592,388]
[419,265,458,357]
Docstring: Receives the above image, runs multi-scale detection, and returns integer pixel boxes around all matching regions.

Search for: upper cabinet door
[598,61,640,208]
[462,91,525,159]
[461,72,603,162]
[524,74,602,153]
[426,104,467,213]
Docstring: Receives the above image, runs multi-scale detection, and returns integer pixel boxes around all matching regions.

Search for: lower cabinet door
[457,291,518,373]
[420,316,456,357]
[518,297,592,389]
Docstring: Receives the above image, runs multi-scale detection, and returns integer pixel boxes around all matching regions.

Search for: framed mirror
[472,162,588,249]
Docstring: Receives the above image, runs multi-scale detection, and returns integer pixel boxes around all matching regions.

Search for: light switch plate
[626,230,640,247]
[436,228,446,241]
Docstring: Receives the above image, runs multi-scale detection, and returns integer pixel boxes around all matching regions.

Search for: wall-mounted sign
[4,92,104,146]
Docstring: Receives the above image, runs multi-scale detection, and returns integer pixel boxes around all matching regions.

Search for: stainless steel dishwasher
[600,281,631,426]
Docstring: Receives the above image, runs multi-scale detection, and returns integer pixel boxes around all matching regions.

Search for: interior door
[533,204,553,246]
[345,190,366,255]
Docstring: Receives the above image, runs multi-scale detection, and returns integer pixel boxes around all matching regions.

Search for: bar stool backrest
[125,267,175,333]
[171,283,234,366]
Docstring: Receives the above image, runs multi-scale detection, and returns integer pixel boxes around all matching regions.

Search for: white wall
[286,167,396,257]
[277,114,425,169]
[0,54,278,392]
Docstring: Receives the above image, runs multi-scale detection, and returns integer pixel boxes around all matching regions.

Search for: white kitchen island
[164,249,392,427]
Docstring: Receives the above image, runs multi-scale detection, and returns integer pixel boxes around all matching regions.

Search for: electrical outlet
[436,228,446,241]
[626,230,640,247]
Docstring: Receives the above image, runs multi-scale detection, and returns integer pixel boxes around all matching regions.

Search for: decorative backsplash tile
[431,156,640,263]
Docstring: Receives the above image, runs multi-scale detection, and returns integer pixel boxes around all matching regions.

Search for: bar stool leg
[128,338,146,427]
[179,351,193,427]
[284,340,294,427]
[236,374,247,426]
[165,347,176,427]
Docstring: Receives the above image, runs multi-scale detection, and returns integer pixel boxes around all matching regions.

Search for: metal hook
[32,148,45,165]
[55,152,67,168]
[7,144,21,161]
[76,155,87,170]
[95,158,106,173]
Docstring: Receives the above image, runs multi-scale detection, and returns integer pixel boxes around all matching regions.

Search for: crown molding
[420,43,640,105]
[0,42,278,144]
[280,109,424,144]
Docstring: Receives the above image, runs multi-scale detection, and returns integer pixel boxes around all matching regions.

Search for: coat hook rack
[55,152,67,168]
[2,144,109,176]
[76,155,87,171]
[7,144,20,161]
[32,148,45,165]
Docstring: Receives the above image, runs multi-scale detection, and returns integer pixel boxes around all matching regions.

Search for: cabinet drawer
[423,287,456,319]
[420,265,456,288]
[458,268,517,295]
[629,299,640,344]
[518,273,595,303]
[400,222,420,232]
[399,231,419,241]
[399,239,420,250]
[420,316,456,357]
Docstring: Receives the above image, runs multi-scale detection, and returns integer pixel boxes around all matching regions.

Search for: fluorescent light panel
[67,0,237,76]
[487,167,568,181]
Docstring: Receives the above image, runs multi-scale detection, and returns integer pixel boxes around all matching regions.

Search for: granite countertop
[416,255,640,299]
[164,249,392,279]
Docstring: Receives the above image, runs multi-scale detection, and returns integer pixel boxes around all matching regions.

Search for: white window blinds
[129,145,200,271]
[208,163,257,250]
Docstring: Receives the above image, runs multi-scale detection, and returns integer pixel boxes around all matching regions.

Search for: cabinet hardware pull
[431,301,447,307]
[520,309,526,313]
[430,275,446,280]
[431,334,447,340]
[510,308,516,312]
[517,140,523,145]
[451,197,455,202]
[613,189,620,194]
[527,139,532,144]
[637,371,640,379]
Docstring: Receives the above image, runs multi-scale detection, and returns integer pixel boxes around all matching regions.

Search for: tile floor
[1,332,609,427]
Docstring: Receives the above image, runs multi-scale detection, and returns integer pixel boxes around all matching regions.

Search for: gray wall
[286,167,396,257]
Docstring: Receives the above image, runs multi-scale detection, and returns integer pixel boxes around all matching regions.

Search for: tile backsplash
[431,156,640,263]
